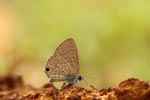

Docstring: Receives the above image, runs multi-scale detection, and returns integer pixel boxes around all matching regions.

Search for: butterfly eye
[78,75,83,81]
[45,67,49,72]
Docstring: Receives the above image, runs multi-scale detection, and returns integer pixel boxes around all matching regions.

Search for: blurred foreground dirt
[0,74,150,100]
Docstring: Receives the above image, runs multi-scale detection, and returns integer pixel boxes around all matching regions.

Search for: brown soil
[0,74,150,100]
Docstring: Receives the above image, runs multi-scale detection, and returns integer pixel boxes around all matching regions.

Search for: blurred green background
[0,0,149,88]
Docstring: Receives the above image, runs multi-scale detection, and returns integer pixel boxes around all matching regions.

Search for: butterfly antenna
[81,74,97,88]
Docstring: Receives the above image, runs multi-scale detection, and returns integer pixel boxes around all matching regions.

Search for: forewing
[55,38,79,74]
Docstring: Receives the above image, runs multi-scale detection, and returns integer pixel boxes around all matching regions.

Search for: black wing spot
[45,67,49,72]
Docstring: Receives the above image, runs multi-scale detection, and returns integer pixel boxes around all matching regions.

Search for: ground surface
[0,74,150,100]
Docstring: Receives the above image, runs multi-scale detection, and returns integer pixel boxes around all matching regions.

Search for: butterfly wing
[45,38,79,80]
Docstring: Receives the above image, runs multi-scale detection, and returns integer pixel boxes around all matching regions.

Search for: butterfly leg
[61,83,74,89]
[49,79,59,86]
[49,79,55,83]
[48,79,55,87]
[61,82,67,89]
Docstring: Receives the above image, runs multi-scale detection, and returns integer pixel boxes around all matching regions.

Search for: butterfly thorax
[64,74,83,84]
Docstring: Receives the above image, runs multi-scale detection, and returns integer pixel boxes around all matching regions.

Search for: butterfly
[44,38,83,88]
